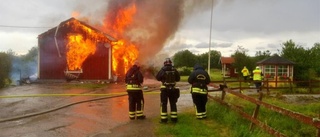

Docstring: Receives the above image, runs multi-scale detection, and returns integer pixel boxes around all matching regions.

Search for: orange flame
[65,19,106,71]
[105,3,139,76]
[66,34,96,70]
[111,40,139,74]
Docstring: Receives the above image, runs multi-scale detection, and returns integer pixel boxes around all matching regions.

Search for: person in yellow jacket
[125,62,146,120]
[252,66,263,92]
[241,66,250,85]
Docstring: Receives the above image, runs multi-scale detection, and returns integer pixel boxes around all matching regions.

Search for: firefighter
[125,61,146,120]
[156,58,180,123]
[252,66,263,92]
[241,66,250,85]
[188,64,211,119]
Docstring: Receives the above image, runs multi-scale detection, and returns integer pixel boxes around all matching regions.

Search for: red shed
[219,57,237,77]
[38,18,115,81]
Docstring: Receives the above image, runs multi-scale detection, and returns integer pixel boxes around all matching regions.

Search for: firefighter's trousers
[160,87,179,122]
[127,90,144,119]
[192,92,208,119]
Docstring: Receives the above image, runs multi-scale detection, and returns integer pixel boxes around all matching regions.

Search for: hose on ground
[0,93,127,123]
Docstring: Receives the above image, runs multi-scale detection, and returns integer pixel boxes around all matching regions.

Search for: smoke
[72,0,219,66]
[100,0,217,63]
[10,54,38,85]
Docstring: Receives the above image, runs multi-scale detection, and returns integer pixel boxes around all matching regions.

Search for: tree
[231,46,254,73]
[19,46,38,78]
[197,50,221,69]
[172,50,197,68]
[255,50,271,62]
[309,43,320,76]
[0,52,12,88]
[280,40,310,81]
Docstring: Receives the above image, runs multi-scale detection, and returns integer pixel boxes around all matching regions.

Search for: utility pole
[208,0,214,76]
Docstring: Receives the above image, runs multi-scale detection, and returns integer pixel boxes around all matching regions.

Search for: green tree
[172,50,197,68]
[19,46,38,77]
[255,50,272,62]
[231,46,254,74]
[309,43,320,76]
[280,40,310,81]
[0,52,12,88]
[197,50,221,69]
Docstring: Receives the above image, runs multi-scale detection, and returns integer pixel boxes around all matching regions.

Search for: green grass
[154,108,233,137]
[180,69,228,82]
[154,95,319,137]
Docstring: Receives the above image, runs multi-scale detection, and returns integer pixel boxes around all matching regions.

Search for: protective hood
[193,64,203,70]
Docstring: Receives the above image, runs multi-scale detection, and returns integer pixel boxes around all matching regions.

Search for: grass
[154,95,320,137]
[154,101,271,137]
[153,108,233,137]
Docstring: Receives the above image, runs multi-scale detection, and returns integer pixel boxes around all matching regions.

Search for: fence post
[250,92,263,131]
[221,78,227,101]
[266,79,270,95]
[239,79,242,93]
[318,113,320,137]
[289,78,293,93]
[309,79,312,93]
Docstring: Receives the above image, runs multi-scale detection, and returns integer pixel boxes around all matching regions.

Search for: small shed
[219,57,237,77]
[38,18,115,81]
[256,55,295,81]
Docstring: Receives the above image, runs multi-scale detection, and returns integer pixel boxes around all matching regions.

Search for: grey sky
[0,0,319,57]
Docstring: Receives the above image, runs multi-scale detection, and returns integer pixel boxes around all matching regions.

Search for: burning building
[38,18,115,81]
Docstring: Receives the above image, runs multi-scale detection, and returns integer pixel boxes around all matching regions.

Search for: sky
[0,0,319,57]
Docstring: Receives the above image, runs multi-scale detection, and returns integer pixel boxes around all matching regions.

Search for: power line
[0,25,52,29]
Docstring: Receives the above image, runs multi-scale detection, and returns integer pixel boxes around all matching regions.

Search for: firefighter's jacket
[125,65,143,90]
[156,65,180,89]
[241,67,250,76]
[252,69,263,81]
[188,64,211,94]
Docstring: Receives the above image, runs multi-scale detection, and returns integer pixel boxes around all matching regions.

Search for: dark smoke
[72,0,217,65]
[100,0,216,63]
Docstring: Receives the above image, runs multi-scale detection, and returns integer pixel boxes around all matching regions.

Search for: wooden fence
[207,82,320,137]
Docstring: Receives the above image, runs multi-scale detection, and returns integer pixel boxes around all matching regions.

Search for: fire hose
[0,91,161,123]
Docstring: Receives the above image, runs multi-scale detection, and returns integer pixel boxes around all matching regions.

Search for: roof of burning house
[38,17,116,41]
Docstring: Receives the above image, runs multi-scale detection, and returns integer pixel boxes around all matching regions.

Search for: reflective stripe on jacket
[126,84,142,90]
[191,87,207,94]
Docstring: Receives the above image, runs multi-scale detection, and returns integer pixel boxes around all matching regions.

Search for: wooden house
[219,57,237,77]
[38,18,115,81]
[256,55,295,80]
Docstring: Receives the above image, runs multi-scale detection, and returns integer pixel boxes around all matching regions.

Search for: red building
[38,18,115,81]
[219,57,238,77]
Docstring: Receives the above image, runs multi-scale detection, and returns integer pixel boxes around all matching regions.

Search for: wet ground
[0,79,196,137]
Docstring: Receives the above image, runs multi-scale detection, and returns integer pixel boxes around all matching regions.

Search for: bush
[177,66,192,76]
[0,52,12,88]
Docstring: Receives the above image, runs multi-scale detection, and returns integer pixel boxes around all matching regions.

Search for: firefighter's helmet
[163,58,172,66]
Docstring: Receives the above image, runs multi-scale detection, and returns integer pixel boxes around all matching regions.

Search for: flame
[105,3,139,76]
[65,19,106,71]
[67,2,140,76]
[66,34,96,70]
[111,40,139,74]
